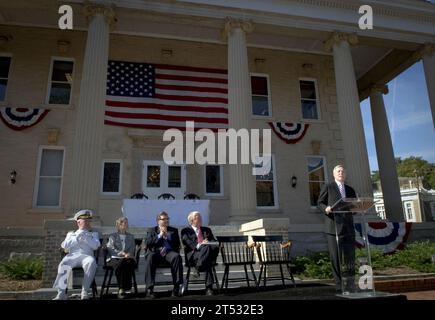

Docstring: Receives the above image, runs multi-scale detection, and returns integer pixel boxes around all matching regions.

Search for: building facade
[0,0,434,235]
[374,178,435,222]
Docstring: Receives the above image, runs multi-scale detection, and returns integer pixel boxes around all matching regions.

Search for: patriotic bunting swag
[354,222,412,254]
[0,107,50,131]
[268,122,309,144]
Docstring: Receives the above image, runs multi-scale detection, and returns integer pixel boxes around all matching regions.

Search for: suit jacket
[181,226,216,262]
[107,232,136,258]
[317,182,357,235]
[144,225,181,256]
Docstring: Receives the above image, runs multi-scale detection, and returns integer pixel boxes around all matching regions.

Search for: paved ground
[402,290,435,300]
[97,283,406,301]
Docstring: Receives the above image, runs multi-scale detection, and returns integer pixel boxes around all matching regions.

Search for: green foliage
[371,171,380,183]
[371,156,434,189]
[0,257,43,280]
[292,252,332,279]
[293,241,435,279]
[390,241,435,273]
[396,157,435,189]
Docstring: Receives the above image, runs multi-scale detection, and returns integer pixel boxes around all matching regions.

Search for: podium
[331,197,396,299]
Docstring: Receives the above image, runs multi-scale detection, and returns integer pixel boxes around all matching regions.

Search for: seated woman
[107,217,137,298]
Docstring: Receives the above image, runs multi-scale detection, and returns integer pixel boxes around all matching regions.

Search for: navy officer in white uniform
[53,209,101,300]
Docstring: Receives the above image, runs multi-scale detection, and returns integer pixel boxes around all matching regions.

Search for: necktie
[339,183,346,198]
[197,227,204,244]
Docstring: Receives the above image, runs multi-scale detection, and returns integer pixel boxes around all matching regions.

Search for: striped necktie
[338,183,346,198]
[197,227,203,243]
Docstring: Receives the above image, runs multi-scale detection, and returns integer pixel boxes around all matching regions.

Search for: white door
[142,161,186,199]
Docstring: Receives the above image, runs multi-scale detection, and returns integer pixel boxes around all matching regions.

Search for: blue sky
[360,61,435,173]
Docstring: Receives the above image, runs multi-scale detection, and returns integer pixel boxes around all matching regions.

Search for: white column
[325,33,372,197]
[369,85,403,221]
[70,4,116,214]
[224,18,258,222]
[419,44,435,128]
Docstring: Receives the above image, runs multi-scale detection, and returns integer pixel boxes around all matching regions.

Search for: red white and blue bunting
[354,222,412,254]
[0,107,50,131]
[268,122,309,144]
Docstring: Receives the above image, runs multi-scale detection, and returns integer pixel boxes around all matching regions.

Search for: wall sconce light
[302,63,314,70]
[57,40,70,54]
[291,175,297,188]
[161,49,173,58]
[10,170,17,184]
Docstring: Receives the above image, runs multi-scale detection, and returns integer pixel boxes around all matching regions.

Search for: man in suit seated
[317,165,357,293]
[143,211,184,298]
[181,211,219,296]
[52,209,100,300]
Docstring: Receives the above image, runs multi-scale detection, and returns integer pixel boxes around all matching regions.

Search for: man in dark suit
[143,211,183,298]
[317,165,356,293]
[181,211,219,296]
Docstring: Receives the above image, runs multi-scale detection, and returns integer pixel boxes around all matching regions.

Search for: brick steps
[375,277,435,293]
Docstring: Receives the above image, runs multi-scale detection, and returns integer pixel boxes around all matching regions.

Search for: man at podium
[317,165,356,292]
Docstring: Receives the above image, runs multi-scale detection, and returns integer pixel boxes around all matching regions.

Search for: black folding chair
[183,245,219,293]
[216,236,258,291]
[131,193,148,199]
[251,235,296,288]
[184,193,200,200]
[100,238,142,298]
[158,193,175,200]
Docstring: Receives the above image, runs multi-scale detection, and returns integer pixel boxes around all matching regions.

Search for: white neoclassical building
[0,0,434,238]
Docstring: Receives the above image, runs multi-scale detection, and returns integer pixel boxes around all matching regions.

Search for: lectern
[331,197,395,298]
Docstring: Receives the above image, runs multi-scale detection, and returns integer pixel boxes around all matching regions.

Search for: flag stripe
[155,78,228,89]
[106,107,227,119]
[105,111,228,123]
[107,95,227,108]
[155,64,228,75]
[106,100,228,114]
[155,93,227,104]
[155,73,228,84]
[155,88,227,99]
[104,117,227,129]
[155,83,228,94]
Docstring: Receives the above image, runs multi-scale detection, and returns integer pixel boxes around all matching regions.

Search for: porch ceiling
[0,0,432,101]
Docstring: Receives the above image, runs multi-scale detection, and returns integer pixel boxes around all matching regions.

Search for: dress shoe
[192,268,201,279]
[117,289,125,299]
[146,288,156,299]
[205,287,214,296]
[172,284,184,297]
[53,290,68,300]
[80,290,90,300]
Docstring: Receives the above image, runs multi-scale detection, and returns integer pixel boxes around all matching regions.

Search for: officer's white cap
[69,209,93,221]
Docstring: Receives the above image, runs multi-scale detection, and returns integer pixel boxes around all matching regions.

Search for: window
[307,156,326,207]
[34,147,65,207]
[47,58,74,105]
[376,205,386,220]
[300,79,320,120]
[256,155,278,208]
[404,201,415,222]
[168,166,181,188]
[0,56,11,101]
[205,165,223,196]
[251,74,271,116]
[142,161,186,199]
[101,160,122,195]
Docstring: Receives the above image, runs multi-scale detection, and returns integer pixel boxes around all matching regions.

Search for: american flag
[105,60,228,131]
